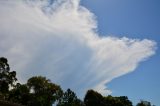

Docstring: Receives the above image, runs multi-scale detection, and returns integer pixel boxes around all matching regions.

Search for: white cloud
[0,0,156,97]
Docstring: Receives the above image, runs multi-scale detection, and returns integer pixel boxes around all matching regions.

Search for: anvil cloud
[0,0,156,97]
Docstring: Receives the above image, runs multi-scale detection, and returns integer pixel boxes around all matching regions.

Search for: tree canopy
[136,100,152,106]
[0,57,17,99]
[84,89,105,106]
[84,90,133,106]
[57,89,84,106]
[27,76,63,106]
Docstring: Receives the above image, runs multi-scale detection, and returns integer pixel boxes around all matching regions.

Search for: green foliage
[57,89,84,106]
[84,89,105,106]
[104,95,133,106]
[27,76,63,106]
[8,83,30,105]
[84,90,133,106]
[0,57,17,99]
[136,100,152,106]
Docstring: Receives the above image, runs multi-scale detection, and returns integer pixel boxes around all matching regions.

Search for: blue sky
[81,0,160,105]
[0,0,159,105]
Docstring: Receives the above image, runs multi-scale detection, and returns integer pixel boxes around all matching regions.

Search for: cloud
[0,0,156,97]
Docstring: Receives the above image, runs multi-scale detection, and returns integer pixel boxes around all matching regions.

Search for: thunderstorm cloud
[0,0,156,97]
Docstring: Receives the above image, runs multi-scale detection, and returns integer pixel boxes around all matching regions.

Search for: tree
[116,96,132,106]
[104,96,132,106]
[84,89,105,106]
[0,57,17,99]
[8,83,30,105]
[136,100,152,106]
[57,89,84,106]
[27,76,63,106]
[84,90,133,106]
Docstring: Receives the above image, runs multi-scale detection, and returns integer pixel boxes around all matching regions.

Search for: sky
[81,0,160,105]
[0,0,159,105]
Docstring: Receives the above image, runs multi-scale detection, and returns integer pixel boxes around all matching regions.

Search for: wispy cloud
[0,0,156,97]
